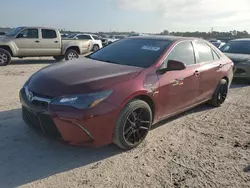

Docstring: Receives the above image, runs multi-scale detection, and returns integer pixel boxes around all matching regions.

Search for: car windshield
[5,27,24,36]
[88,38,172,68]
[66,33,78,38]
[220,41,250,54]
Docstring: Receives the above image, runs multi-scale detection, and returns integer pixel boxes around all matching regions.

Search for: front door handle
[194,70,200,76]
[34,40,40,43]
[54,41,59,43]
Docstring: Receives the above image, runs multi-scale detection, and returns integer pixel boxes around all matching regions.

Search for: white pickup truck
[0,27,91,66]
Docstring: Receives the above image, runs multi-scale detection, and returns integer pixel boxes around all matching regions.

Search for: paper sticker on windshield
[141,45,160,51]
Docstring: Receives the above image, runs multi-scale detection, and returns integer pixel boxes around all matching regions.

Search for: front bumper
[20,88,120,147]
[234,64,250,79]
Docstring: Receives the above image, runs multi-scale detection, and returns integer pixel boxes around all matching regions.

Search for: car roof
[230,38,250,42]
[21,26,58,30]
[129,35,200,42]
[75,33,99,37]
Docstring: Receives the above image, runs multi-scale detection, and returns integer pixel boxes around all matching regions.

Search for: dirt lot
[0,58,250,188]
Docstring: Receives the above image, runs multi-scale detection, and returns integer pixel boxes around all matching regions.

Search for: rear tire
[65,49,79,61]
[0,48,11,66]
[113,99,152,150]
[208,79,228,107]
[53,55,64,61]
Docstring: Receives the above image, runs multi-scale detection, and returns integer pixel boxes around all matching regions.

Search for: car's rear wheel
[53,55,64,61]
[92,44,99,52]
[113,99,152,150]
[208,79,228,107]
[65,49,79,61]
[0,48,11,66]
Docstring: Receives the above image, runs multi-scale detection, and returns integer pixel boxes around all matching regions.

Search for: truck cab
[0,26,91,66]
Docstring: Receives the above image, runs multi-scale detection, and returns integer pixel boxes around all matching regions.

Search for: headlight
[50,90,113,109]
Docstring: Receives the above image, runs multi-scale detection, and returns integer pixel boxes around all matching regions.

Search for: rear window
[89,38,172,68]
[42,29,57,39]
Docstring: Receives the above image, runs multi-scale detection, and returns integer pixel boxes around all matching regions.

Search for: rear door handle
[34,40,40,43]
[219,64,223,68]
[194,70,200,76]
[54,41,59,43]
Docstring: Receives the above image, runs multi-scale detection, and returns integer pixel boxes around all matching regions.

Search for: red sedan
[20,36,234,149]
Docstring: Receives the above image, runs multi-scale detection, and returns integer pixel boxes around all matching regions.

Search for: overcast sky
[1,0,250,33]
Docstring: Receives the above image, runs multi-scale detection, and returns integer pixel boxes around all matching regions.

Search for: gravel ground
[0,58,250,188]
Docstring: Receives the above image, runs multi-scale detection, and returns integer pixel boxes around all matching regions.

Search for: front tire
[208,79,228,107]
[113,99,152,150]
[65,49,79,61]
[0,48,11,66]
[53,55,64,61]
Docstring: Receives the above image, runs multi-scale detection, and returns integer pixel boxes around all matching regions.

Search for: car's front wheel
[0,48,11,66]
[65,49,79,61]
[208,79,228,107]
[113,99,152,150]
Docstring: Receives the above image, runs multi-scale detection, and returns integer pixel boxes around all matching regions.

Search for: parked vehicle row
[20,36,234,149]
[0,27,93,66]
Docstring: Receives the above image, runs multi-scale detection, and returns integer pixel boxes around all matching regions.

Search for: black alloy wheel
[123,108,151,145]
[208,79,228,107]
[114,99,152,150]
[217,81,228,104]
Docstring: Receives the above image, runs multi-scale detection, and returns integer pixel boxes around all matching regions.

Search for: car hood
[0,36,14,42]
[224,53,250,64]
[28,57,143,97]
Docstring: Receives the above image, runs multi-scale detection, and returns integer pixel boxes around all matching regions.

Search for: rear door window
[212,50,220,60]
[195,42,214,63]
[42,29,57,39]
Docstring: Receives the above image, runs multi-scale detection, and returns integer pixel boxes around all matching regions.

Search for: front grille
[20,88,49,111]
[32,100,49,111]
[23,107,40,129]
[22,107,61,138]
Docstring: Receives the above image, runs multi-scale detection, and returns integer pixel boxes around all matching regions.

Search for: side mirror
[16,33,23,38]
[157,60,186,74]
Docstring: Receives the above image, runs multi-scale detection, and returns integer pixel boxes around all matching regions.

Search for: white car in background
[209,39,226,49]
[66,33,103,51]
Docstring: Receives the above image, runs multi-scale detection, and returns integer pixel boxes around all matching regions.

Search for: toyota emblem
[27,91,34,102]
